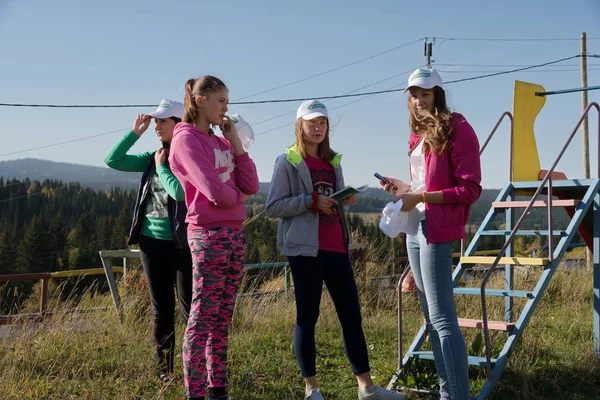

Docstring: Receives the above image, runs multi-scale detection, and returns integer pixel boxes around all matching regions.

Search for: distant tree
[16,215,52,274]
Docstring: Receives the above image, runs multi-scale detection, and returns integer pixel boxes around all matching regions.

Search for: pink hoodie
[409,113,482,244]
[169,122,260,230]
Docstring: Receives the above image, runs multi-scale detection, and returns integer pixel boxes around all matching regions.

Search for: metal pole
[391,237,396,276]
[284,265,290,296]
[535,85,600,96]
[582,32,590,179]
[582,32,593,271]
[40,278,48,318]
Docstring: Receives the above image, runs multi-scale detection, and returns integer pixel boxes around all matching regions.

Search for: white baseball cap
[403,68,444,93]
[296,100,328,120]
[145,99,184,119]
[378,200,421,238]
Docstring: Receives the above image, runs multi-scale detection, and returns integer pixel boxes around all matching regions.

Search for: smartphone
[374,173,390,185]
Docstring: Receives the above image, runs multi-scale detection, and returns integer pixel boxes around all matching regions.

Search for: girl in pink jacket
[381,68,482,400]
[169,75,260,400]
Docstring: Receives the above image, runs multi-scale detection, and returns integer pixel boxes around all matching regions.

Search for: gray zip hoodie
[264,144,350,257]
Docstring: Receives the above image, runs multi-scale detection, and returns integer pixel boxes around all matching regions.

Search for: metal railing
[479,102,600,375]
[460,111,514,256]
[396,267,411,370]
[0,267,123,325]
[394,103,600,380]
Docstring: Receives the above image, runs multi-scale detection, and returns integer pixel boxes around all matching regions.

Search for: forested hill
[2,176,574,313]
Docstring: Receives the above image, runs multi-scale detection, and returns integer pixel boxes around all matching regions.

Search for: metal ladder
[387,102,600,399]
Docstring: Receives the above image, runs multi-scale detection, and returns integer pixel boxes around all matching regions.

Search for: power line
[251,67,417,128]
[0,175,100,189]
[252,55,586,136]
[251,54,584,104]
[0,55,589,161]
[0,53,592,201]
[256,72,416,137]
[432,38,452,64]
[435,36,600,42]
[442,55,582,85]
[0,77,414,198]
[438,68,600,73]
[0,54,587,109]
[435,63,599,67]
[0,38,423,110]
[0,128,128,157]
[0,182,83,203]
[1,179,64,189]
[232,38,423,101]
[0,69,419,160]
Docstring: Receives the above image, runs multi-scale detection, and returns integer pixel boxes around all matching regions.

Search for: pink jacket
[409,113,482,244]
[169,122,260,230]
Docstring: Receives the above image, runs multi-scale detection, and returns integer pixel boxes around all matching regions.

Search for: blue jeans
[406,221,470,400]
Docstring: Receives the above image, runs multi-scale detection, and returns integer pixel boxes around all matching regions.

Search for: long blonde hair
[408,86,453,156]
[294,118,336,161]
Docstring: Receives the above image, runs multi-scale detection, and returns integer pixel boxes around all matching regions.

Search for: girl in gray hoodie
[265,100,406,400]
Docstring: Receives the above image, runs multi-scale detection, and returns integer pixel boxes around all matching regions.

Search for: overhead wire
[0,55,586,108]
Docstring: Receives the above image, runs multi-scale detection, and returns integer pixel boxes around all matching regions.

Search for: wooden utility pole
[582,32,590,178]
[581,32,592,271]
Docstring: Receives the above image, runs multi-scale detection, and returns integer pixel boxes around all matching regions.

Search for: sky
[0,0,599,189]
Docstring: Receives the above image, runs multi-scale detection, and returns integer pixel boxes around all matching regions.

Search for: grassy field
[349,212,381,225]
[1,257,599,399]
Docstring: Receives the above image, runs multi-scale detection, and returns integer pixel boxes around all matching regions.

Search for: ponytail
[183,78,197,124]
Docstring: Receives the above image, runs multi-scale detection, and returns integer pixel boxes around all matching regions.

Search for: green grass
[1,264,600,399]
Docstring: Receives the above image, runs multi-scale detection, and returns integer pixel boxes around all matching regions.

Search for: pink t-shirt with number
[305,156,347,254]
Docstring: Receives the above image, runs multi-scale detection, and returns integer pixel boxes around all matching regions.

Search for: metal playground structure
[388,80,600,399]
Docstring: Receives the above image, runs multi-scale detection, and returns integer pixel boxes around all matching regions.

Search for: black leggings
[139,234,193,374]
[288,250,370,377]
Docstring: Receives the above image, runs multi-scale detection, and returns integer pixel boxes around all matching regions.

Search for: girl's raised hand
[133,114,152,136]
[219,116,240,143]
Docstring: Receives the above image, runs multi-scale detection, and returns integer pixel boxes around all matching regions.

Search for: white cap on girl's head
[296,100,328,120]
[145,99,184,119]
[403,68,444,93]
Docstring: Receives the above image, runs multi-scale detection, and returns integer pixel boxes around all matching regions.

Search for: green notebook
[330,184,369,201]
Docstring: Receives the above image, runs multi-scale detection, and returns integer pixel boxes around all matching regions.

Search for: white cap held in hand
[230,114,254,150]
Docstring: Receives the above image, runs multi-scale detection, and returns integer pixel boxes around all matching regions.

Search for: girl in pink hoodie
[168,75,260,400]
[381,68,481,400]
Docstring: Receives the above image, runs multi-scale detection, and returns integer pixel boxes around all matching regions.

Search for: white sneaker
[358,385,406,400]
[306,388,325,400]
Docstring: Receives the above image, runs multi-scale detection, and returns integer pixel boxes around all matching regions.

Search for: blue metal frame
[535,85,600,97]
[387,179,600,399]
[387,184,513,391]
[476,179,600,399]
[511,179,598,189]
[452,184,514,286]
[388,102,600,398]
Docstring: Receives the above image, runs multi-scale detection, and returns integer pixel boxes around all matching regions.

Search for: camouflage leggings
[183,227,245,399]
